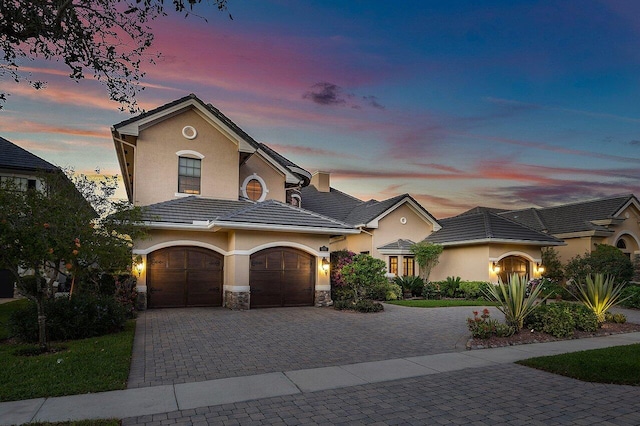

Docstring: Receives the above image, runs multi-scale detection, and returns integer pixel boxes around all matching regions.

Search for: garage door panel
[186,271,222,306]
[148,246,223,308]
[149,270,185,308]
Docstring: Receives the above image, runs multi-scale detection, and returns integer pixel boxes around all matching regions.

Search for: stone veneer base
[225,290,250,310]
[315,290,333,307]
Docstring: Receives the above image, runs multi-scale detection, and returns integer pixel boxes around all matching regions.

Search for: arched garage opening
[250,247,315,308]
[147,246,223,308]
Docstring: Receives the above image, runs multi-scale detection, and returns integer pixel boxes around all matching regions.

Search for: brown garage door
[147,246,223,308]
[250,247,315,308]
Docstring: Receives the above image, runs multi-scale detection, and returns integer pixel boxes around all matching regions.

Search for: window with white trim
[178,156,201,194]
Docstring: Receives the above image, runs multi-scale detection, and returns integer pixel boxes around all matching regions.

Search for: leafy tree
[541,247,564,282]
[0,170,146,350]
[410,241,443,282]
[339,254,387,303]
[565,244,634,284]
[0,0,230,112]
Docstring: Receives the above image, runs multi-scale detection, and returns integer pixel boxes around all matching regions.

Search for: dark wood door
[147,246,223,308]
[250,247,315,308]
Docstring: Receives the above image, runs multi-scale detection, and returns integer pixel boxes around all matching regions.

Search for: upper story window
[241,173,268,202]
[0,176,37,191]
[178,157,201,194]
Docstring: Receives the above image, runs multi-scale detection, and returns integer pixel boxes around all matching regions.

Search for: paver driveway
[128,303,496,388]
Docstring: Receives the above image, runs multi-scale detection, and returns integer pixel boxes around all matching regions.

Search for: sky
[2,0,640,218]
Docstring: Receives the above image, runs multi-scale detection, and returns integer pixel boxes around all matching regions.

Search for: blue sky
[2,0,639,216]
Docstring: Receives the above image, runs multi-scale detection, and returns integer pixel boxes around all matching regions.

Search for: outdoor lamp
[322,257,330,274]
[537,263,545,274]
[134,255,144,277]
[491,262,501,273]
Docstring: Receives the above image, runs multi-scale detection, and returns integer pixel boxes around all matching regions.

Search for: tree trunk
[36,293,47,352]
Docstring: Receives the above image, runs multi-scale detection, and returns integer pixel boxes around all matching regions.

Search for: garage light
[321,257,330,274]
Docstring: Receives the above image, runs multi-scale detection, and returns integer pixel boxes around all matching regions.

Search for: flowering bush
[331,250,356,301]
[467,308,515,339]
[115,275,138,318]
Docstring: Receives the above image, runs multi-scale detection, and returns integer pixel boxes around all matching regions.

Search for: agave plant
[483,274,548,331]
[572,274,629,324]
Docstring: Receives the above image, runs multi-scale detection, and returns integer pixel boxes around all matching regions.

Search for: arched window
[498,256,529,283]
[617,239,627,250]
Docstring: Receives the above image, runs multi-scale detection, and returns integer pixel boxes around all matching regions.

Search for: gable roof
[141,196,358,235]
[500,194,639,235]
[425,208,563,246]
[300,186,441,230]
[0,137,59,172]
[377,239,416,254]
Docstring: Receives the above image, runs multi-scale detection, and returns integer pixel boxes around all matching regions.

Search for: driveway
[127,303,495,388]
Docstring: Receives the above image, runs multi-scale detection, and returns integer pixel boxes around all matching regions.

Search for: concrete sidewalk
[2,332,640,426]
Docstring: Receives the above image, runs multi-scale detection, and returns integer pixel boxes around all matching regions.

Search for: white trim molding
[133,240,229,256]
[232,241,325,257]
[176,150,204,159]
[490,251,541,264]
[240,173,269,202]
[613,231,640,251]
[182,126,197,140]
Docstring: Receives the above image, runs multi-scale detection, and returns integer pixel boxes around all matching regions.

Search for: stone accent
[136,290,147,311]
[314,289,333,307]
[633,253,640,283]
[225,290,250,310]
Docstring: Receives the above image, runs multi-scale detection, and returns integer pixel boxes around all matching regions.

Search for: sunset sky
[2,0,640,217]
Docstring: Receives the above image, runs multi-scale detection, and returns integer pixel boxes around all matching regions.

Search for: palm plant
[483,274,548,331]
[572,274,629,325]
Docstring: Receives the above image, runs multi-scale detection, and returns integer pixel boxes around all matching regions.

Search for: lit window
[246,179,263,201]
[178,157,201,194]
[389,256,398,275]
[403,256,415,277]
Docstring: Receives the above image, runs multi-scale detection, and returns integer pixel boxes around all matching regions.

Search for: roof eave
[429,238,565,247]
[212,220,359,235]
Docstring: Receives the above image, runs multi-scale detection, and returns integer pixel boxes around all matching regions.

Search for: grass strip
[0,320,135,402]
[517,344,640,386]
[387,299,497,308]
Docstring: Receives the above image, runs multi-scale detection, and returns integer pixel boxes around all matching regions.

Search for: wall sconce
[321,257,330,274]
[491,262,501,274]
[536,263,545,274]
[134,255,144,277]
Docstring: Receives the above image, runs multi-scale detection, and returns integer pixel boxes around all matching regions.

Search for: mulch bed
[467,322,640,350]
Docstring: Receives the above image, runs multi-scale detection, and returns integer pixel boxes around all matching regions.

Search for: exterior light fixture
[536,263,545,274]
[134,255,144,277]
[321,257,330,274]
[491,262,501,274]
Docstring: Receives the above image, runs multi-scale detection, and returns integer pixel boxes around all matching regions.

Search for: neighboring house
[500,194,640,270]
[0,137,62,297]
[300,173,563,283]
[111,94,358,310]
[425,208,564,283]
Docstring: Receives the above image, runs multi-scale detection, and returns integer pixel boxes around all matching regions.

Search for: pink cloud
[1,116,108,139]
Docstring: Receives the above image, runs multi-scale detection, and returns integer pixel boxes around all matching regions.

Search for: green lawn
[387,299,497,308]
[517,344,640,386]
[0,300,135,402]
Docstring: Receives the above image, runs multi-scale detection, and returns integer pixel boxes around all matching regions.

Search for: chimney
[311,171,330,193]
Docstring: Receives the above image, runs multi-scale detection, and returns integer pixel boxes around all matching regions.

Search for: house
[499,195,640,279]
[111,94,359,310]
[300,173,563,283]
[425,208,564,283]
[0,137,62,297]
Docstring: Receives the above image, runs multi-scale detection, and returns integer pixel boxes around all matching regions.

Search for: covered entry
[147,246,223,308]
[250,247,315,308]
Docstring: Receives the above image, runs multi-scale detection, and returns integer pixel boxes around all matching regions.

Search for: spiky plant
[483,274,548,331]
[572,274,629,325]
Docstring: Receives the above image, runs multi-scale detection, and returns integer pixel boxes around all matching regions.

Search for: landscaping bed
[467,320,640,349]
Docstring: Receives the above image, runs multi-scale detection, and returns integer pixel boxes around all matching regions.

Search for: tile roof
[377,239,416,251]
[258,143,311,185]
[141,196,356,231]
[425,208,562,246]
[300,186,440,228]
[0,137,59,172]
[500,194,637,235]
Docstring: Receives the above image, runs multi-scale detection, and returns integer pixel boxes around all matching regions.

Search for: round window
[246,179,263,201]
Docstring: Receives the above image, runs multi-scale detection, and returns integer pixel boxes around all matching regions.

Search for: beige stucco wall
[134,108,240,205]
[606,204,640,253]
[239,154,286,202]
[372,204,434,259]
[431,245,491,282]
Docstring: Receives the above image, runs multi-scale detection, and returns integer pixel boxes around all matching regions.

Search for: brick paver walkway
[128,304,494,388]
[122,363,640,425]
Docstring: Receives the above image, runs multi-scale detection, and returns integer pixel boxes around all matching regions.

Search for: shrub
[605,312,627,324]
[367,281,402,301]
[330,250,356,301]
[619,286,640,309]
[440,276,461,298]
[459,281,489,300]
[484,274,548,330]
[333,299,384,313]
[565,245,634,284]
[9,294,126,342]
[466,308,515,339]
[340,254,388,302]
[541,247,565,282]
[114,275,138,318]
[422,282,441,299]
[410,242,443,282]
[394,276,424,297]
[536,278,574,300]
[572,274,628,324]
[524,302,598,337]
